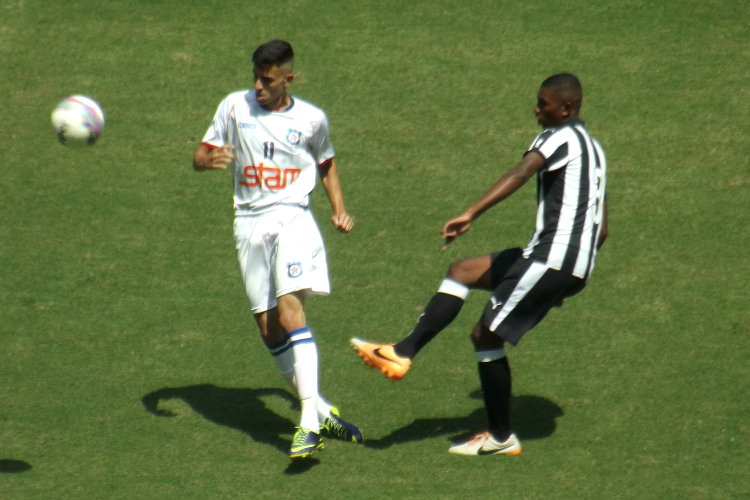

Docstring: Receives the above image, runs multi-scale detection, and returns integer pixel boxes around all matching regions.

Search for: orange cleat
[349,338,412,381]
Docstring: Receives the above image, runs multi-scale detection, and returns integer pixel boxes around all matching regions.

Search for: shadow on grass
[141,385,562,459]
[366,393,563,449]
[509,394,565,441]
[283,457,321,475]
[0,460,32,473]
[142,384,298,455]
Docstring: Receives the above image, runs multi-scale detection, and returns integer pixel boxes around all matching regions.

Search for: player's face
[534,88,569,127]
[253,64,293,110]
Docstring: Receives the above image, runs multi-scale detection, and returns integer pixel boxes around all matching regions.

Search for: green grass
[1,0,748,498]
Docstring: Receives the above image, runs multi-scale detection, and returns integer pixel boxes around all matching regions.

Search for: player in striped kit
[193,40,361,459]
[352,73,608,456]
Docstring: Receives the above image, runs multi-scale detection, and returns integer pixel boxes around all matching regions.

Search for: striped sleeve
[528,127,577,171]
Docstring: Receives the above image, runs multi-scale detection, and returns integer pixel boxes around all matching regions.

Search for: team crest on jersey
[286,129,302,145]
[287,262,303,278]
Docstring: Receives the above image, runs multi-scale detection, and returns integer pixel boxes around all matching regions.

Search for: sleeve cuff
[318,157,334,168]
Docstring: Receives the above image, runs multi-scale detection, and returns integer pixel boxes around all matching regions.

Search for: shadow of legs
[366,393,563,449]
[142,384,298,454]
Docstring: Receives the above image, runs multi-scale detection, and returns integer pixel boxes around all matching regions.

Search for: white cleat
[448,432,522,456]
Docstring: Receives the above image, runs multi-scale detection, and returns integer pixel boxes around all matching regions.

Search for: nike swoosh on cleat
[373,349,401,364]
[476,443,517,456]
[290,443,323,453]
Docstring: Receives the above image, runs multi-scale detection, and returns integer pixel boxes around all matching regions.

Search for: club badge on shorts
[287,262,303,278]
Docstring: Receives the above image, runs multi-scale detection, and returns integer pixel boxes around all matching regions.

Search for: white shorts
[234,206,330,314]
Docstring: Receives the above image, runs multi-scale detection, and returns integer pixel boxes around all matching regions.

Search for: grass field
[1,0,748,498]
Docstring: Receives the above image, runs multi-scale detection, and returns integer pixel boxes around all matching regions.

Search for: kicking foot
[350,338,411,381]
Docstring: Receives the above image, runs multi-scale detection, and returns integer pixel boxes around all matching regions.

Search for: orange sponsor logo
[241,163,301,190]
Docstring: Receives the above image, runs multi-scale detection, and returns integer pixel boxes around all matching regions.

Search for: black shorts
[482,248,585,345]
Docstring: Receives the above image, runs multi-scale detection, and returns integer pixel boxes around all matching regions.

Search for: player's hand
[331,213,353,233]
[441,214,473,251]
[204,145,235,170]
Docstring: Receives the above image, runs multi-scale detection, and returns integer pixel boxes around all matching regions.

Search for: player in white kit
[193,40,361,459]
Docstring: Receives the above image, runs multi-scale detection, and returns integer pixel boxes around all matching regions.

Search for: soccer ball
[51,95,105,146]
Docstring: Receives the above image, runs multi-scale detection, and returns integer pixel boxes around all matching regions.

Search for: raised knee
[447,260,469,283]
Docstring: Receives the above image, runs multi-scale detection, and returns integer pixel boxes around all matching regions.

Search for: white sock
[289,327,320,431]
[270,335,332,422]
[268,337,295,377]
[438,278,471,300]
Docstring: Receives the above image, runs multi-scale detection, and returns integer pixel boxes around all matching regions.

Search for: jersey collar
[259,96,295,113]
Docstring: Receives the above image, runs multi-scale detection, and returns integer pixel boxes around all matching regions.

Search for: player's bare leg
[393,248,523,361]
[396,254,498,355]
[351,254,495,380]
[257,292,362,456]
[253,292,321,457]
[445,254,496,290]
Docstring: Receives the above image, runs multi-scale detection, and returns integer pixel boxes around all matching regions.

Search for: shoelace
[292,429,311,447]
[325,418,348,438]
[467,432,489,445]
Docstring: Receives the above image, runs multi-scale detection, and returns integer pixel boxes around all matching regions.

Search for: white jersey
[201,91,335,215]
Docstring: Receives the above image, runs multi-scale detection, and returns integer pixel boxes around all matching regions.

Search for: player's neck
[548,115,580,128]
[262,93,292,112]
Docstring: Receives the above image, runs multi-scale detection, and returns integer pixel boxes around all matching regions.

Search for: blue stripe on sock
[270,343,293,356]
[288,327,314,346]
[290,337,315,346]
[267,338,289,350]
[267,338,291,356]
[287,327,311,337]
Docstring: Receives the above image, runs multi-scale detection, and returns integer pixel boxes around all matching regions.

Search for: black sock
[393,292,465,359]
[478,357,513,442]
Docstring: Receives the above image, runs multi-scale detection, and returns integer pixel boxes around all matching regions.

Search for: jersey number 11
[263,141,275,159]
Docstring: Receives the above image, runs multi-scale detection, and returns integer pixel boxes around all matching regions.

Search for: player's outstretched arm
[441,152,545,250]
[441,214,474,251]
[193,144,235,171]
[318,159,353,233]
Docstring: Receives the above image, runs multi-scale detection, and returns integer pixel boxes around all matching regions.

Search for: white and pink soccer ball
[51,95,105,146]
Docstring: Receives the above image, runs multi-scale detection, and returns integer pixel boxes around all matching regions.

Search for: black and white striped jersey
[523,119,607,280]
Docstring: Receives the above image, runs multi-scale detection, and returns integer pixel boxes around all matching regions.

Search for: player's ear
[561,101,572,118]
[284,73,295,86]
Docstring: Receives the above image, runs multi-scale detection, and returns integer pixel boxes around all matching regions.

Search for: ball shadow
[0,460,32,473]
